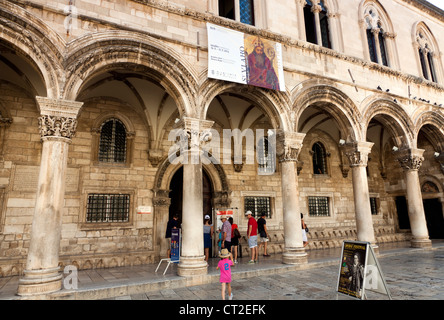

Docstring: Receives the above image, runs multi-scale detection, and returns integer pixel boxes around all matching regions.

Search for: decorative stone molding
[396,148,425,171]
[276,130,306,163]
[344,142,374,167]
[35,96,83,140]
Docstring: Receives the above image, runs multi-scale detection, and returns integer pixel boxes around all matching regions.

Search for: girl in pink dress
[217,248,234,300]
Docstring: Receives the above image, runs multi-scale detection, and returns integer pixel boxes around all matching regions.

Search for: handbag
[305,226,309,233]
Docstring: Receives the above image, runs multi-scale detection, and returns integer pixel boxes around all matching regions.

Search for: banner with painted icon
[207,23,285,91]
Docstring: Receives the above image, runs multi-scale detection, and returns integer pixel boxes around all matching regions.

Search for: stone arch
[413,110,444,152]
[63,31,199,117]
[0,1,64,98]
[198,79,292,131]
[361,96,414,148]
[292,80,361,142]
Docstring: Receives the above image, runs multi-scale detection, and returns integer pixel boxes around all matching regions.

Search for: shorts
[248,235,258,248]
[260,236,269,243]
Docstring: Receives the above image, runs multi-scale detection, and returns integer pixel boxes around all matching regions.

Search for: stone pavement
[1,240,444,301]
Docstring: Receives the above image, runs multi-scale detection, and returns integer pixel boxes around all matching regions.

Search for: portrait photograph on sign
[244,35,284,91]
[207,23,285,91]
[337,241,368,299]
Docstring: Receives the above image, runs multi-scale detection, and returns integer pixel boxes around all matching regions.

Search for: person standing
[221,215,232,253]
[203,215,214,264]
[301,213,308,247]
[217,248,234,300]
[245,210,258,263]
[229,217,240,263]
[257,213,271,257]
[165,215,179,258]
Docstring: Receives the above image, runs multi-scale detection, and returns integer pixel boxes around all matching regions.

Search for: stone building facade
[0,0,443,295]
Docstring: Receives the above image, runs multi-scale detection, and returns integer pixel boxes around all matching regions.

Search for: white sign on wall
[207,23,285,91]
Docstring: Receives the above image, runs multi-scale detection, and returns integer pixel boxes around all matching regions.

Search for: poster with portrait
[207,23,285,91]
[337,241,369,299]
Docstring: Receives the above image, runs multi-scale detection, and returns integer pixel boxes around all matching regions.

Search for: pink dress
[218,258,234,283]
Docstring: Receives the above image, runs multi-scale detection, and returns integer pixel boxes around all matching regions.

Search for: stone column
[17,97,82,296]
[311,4,323,46]
[276,131,308,265]
[173,117,214,276]
[153,189,171,259]
[344,142,378,250]
[397,148,432,248]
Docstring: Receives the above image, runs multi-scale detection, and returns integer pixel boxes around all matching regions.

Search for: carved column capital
[344,141,374,167]
[396,148,424,171]
[276,130,306,163]
[35,97,83,141]
[173,117,214,150]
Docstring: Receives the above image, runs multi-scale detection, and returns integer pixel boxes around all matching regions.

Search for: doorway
[423,198,444,239]
[168,166,213,226]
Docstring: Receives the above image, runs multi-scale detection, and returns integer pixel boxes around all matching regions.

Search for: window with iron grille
[244,196,271,218]
[98,118,127,163]
[86,193,130,222]
[308,196,330,217]
[370,197,378,215]
[257,137,276,174]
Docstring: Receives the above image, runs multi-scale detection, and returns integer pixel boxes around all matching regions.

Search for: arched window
[364,8,388,66]
[98,118,127,163]
[304,0,331,48]
[416,29,438,83]
[312,142,327,174]
[218,0,255,25]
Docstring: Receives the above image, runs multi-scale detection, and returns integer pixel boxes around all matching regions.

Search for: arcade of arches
[0,0,443,296]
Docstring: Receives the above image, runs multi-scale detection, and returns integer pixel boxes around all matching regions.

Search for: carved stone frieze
[396,148,425,171]
[276,130,306,163]
[35,97,83,140]
[38,115,77,139]
[343,142,374,167]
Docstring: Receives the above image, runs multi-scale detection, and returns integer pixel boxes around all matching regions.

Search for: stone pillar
[174,117,214,276]
[153,189,171,259]
[311,4,323,46]
[397,148,432,248]
[344,142,378,250]
[276,131,307,265]
[17,97,82,296]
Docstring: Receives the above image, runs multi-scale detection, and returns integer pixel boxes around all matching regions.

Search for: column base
[411,238,432,248]
[17,267,62,296]
[177,256,208,276]
[282,247,308,265]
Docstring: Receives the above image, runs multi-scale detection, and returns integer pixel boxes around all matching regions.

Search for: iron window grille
[257,137,276,174]
[370,197,378,215]
[86,193,130,222]
[308,196,330,217]
[244,196,271,218]
[98,118,127,163]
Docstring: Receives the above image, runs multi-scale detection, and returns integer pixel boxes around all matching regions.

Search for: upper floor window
[99,118,127,163]
[219,0,255,25]
[304,0,331,48]
[364,8,388,66]
[359,2,399,69]
[415,29,438,83]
